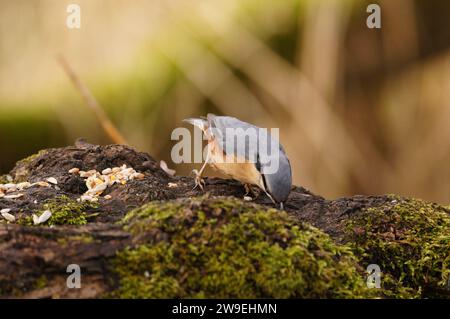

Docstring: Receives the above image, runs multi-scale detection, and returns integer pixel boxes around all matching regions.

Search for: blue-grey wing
[207,114,262,162]
[208,114,286,167]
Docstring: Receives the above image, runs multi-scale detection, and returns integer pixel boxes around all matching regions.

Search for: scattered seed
[35,181,50,187]
[1,208,11,214]
[131,173,145,180]
[32,214,40,225]
[33,211,53,225]
[4,194,23,199]
[79,171,88,177]
[69,168,80,174]
[16,182,31,190]
[104,195,112,200]
[1,211,15,222]
[1,183,17,191]
[86,176,106,190]
[168,182,178,188]
[80,195,93,202]
[87,183,107,195]
[160,160,176,176]
[6,175,13,182]
[46,177,58,185]
[37,210,52,224]
[244,196,253,201]
[75,165,145,202]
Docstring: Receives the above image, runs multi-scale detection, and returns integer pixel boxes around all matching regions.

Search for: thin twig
[56,54,128,145]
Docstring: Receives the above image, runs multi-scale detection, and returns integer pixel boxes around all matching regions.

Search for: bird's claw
[191,169,206,191]
[244,184,259,199]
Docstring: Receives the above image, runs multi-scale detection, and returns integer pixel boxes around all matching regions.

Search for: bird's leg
[243,184,252,200]
[192,153,209,191]
[244,183,251,196]
[244,184,259,199]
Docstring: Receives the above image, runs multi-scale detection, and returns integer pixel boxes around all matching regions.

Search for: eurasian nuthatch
[184,114,292,209]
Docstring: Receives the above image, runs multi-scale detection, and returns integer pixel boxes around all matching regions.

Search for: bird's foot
[243,184,259,200]
[191,169,206,191]
[244,184,259,201]
[244,184,251,197]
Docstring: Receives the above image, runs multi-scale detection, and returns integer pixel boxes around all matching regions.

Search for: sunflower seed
[79,171,88,177]
[32,214,39,225]
[34,181,50,187]
[69,168,80,174]
[46,177,58,185]
[16,182,31,190]
[1,211,15,222]
[160,160,176,176]
[38,210,52,224]
[1,183,17,191]
[112,167,121,173]
[80,195,97,202]
[4,194,23,199]
[131,173,145,180]
[87,182,107,195]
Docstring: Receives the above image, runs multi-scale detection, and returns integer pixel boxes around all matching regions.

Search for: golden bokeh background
[1,0,450,202]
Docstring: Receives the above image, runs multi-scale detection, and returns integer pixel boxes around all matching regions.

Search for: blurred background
[1,0,450,202]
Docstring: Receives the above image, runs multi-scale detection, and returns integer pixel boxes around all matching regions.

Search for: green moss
[0,275,48,297]
[34,276,47,290]
[19,195,98,226]
[16,149,47,165]
[0,284,24,298]
[345,196,450,298]
[0,175,9,184]
[12,149,48,182]
[57,235,96,246]
[110,196,373,299]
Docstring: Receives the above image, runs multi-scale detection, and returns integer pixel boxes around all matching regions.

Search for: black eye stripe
[257,154,269,191]
[256,154,262,172]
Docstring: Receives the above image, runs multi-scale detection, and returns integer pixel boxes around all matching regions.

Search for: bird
[183,114,292,209]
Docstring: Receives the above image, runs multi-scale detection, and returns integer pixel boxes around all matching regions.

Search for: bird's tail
[183,118,208,131]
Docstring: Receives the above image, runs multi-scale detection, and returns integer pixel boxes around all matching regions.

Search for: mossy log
[0,142,449,298]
